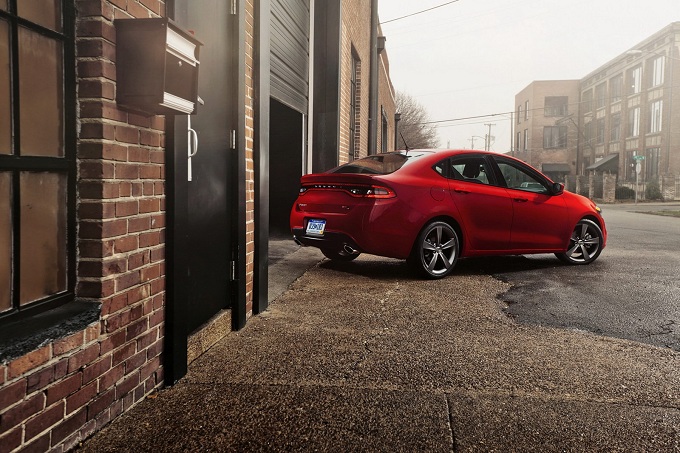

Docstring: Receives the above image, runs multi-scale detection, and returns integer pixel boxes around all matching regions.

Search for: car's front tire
[556,218,603,265]
[409,221,459,279]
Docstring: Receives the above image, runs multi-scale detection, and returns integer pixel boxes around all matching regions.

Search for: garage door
[271,0,310,113]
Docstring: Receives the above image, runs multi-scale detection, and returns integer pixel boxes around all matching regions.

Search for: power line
[380,1,460,25]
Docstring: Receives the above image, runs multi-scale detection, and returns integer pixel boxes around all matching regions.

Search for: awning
[542,163,571,173]
[586,153,619,172]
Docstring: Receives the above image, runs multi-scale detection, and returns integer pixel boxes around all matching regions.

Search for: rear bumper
[292,228,362,253]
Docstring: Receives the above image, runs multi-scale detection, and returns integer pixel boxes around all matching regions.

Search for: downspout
[368,0,379,155]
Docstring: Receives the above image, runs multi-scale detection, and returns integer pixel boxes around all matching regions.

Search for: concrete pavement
[79,252,680,452]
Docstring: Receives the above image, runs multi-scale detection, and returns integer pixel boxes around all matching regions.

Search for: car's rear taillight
[298,184,395,199]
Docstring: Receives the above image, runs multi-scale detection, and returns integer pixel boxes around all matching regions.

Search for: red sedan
[290,150,606,278]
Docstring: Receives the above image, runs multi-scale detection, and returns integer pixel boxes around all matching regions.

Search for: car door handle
[513,197,528,203]
[453,188,470,194]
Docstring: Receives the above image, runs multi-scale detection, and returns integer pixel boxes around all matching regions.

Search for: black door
[174,0,234,333]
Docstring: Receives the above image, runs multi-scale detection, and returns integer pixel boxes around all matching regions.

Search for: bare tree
[396,91,440,149]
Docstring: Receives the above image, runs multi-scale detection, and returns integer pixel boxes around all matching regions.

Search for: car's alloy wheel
[556,218,603,265]
[411,221,459,278]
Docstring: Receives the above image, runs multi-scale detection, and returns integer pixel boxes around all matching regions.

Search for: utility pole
[484,123,496,151]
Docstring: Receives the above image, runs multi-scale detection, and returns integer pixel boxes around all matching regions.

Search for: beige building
[515,22,680,200]
[513,80,581,182]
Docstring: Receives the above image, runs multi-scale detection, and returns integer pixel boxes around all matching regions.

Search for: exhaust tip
[293,236,303,246]
[343,244,359,255]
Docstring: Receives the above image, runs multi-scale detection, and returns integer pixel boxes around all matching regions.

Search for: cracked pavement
[80,253,680,452]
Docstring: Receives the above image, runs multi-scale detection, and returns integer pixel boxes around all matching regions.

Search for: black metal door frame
[165,0,248,385]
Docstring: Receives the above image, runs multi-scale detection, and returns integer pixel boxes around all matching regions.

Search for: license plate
[306,219,326,236]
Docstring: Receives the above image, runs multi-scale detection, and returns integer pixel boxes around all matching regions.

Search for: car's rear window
[331,152,430,175]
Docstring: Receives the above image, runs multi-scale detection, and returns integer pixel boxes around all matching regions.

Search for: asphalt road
[456,202,680,352]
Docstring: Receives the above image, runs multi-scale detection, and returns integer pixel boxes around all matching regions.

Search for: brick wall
[339,0,371,164]
[0,1,166,451]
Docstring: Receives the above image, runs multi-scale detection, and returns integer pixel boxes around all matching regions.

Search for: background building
[514,22,680,201]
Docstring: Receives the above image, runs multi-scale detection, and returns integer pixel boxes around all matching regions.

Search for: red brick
[125,318,148,342]
[103,258,128,276]
[124,351,147,374]
[128,250,150,270]
[78,142,127,160]
[138,198,160,214]
[147,339,163,360]
[67,343,101,374]
[100,331,127,356]
[8,346,51,379]
[26,366,55,394]
[79,201,116,220]
[127,286,150,306]
[76,0,115,19]
[54,333,85,359]
[77,59,116,80]
[136,330,157,351]
[140,264,161,283]
[115,125,139,144]
[139,164,161,179]
[115,271,142,292]
[78,78,115,100]
[79,181,120,199]
[149,309,164,329]
[51,408,87,446]
[129,216,151,233]
[77,18,115,42]
[46,373,83,406]
[128,113,152,128]
[112,342,136,367]
[87,388,115,421]
[140,0,162,15]
[80,161,115,179]
[127,0,152,18]
[77,39,116,62]
[131,181,143,197]
[0,393,45,435]
[128,147,150,162]
[0,427,22,453]
[115,373,140,399]
[114,235,138,254]
[149,277,165,296]
[82,355,112,385]
[79,240,114,259]
[24,401,65,441]
[140,130,161,147]
[139,231,161,247]
[66,381,97,415]
[0,379,26,412]
[115,163,140,180]
[115,200,139,217]
[77,278,116,298]
[150,150,165,164]
[129,303,144,321]
[80,122,115,140]
[102,294,128,317]
[139,356,160,383]
[99,363,125,391]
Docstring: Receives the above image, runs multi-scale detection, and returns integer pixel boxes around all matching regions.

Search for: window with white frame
[651,56,665,87]
[543,126,567,149]
[524,100,529,120]
[628,107,640,137]
[628,66,642,95]
[610,74,623,103]
[523,129,528,151]
[649,100,663,133]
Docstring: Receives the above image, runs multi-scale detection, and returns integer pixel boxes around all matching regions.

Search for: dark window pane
[18,0,62,32]
[0,172,10,312]
[19,172,67,305]
[18,27,63,157]
[0,20,10,155]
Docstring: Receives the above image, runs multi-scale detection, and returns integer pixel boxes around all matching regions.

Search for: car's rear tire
[556,218,603,265]
[321,248,360,262]
[409,221,459,279]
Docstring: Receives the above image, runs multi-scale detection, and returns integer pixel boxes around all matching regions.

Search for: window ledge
[0,301,101,363]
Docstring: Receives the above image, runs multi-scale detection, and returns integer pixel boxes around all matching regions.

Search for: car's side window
[496,161,548,194]
[449,157,491,185]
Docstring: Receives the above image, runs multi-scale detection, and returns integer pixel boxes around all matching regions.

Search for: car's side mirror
[552,182,564,195]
